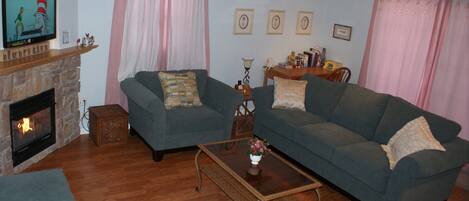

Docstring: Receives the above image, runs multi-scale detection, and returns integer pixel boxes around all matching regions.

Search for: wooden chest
[89,104,128,146]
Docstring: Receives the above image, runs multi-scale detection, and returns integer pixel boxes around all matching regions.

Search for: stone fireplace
[0,55,81,175]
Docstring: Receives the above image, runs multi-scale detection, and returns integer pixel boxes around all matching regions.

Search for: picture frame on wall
[332,24,352,41]
[234,9,254,35]
[296,11,313,35]
[266,10,285,35]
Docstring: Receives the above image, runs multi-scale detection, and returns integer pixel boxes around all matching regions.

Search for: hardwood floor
[25,135,469,201]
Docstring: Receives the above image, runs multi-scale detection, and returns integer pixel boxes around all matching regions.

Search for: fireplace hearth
[9,89,55,166]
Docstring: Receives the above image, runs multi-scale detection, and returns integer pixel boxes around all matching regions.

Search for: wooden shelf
[0,45,98,76]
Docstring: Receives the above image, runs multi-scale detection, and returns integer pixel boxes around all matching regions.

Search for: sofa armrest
[203,77,243,138]
[252,86,274,111]
[384,138,469,201]
[121,78,167,150]
[120,78,166,115]
[392,137,469,178]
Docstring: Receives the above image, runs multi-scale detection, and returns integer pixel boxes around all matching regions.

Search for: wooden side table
[89,104,128,147]
[232,86,254,139]
[263,66,332,86]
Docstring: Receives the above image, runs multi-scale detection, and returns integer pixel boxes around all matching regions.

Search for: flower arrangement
[248,137,270,156]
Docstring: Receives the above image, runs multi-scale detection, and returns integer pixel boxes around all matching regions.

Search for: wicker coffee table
[195,138,322,201]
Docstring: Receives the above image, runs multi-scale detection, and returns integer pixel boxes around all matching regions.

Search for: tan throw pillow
[158,71,202,109]
[381,116,446,170]
[272,77,307,111]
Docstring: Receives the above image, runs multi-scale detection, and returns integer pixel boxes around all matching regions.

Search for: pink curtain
[428,0,469,142]
[427,0,469,180]
[104,0,210,109]
[117,0,163,82]
[359,0,469,173]
[167,0,209,70]
[104,0,127,108]
[358,0,450,105]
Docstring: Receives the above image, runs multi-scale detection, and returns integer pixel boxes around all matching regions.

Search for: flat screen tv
[2,0,56,48]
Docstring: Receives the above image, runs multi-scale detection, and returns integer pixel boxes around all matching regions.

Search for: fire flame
[17,118,33,134]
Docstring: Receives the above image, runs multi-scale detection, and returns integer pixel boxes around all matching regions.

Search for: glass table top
[199,138,321,198]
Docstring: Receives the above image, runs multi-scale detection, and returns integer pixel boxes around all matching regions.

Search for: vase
[248,154,263,176]
[250,154,262,165]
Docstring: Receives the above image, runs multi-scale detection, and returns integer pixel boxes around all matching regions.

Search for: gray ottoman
[0,169,75,201]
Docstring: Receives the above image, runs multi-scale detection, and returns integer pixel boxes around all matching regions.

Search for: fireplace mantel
[0,45,97,76]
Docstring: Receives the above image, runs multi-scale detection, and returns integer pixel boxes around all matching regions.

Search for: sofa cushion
[330,84,390,139]
[294,123,367,160]
[158,71,203,109]
[135,70,208,99]
[374,97,461,144]
[303,74,347,119]
[272,77,307,111]
[381,116,446,170]
[332,141,391,192]
[258,109,326,140]
[167,106,223,135]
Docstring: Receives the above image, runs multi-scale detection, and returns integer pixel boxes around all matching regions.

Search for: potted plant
[247,137,270,175]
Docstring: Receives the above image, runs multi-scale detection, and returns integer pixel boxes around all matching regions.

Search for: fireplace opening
[9,89,55,167]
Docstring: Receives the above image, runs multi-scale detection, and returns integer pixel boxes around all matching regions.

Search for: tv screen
[2,0,56,48]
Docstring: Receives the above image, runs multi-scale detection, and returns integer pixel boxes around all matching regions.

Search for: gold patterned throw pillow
[158,72,202,109]
[381,116,446,170]
[272,77,307,111]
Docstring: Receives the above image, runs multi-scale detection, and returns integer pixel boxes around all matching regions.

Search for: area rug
[201,163,299,201]
[0,169,75,201]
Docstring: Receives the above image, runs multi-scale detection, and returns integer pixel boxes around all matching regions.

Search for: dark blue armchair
[121,70,242,161]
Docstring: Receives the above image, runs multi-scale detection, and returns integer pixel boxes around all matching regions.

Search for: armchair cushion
[167,106,224,135]
[135,70,208,99]
[158,71,202,109]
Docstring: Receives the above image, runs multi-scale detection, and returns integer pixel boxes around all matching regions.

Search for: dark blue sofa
[253,74,469,201]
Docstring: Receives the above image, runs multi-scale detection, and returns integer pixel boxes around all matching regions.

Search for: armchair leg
[153,150,164,162]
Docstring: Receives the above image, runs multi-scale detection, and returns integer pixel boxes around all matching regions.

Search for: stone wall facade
[0,55,81,175]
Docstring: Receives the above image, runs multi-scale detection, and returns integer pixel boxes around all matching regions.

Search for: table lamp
[242,57,254,85]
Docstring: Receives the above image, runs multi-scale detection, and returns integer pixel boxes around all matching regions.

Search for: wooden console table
[263,67,332,86]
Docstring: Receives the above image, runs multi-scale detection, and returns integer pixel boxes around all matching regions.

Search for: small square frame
[332,24,352,41]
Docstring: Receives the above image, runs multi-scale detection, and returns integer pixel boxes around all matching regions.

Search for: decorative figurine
[81,37,87,47]
[77,33,96,47]
[288,51,296,66]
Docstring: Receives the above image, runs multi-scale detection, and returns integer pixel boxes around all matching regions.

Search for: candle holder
[242,57,254,85]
